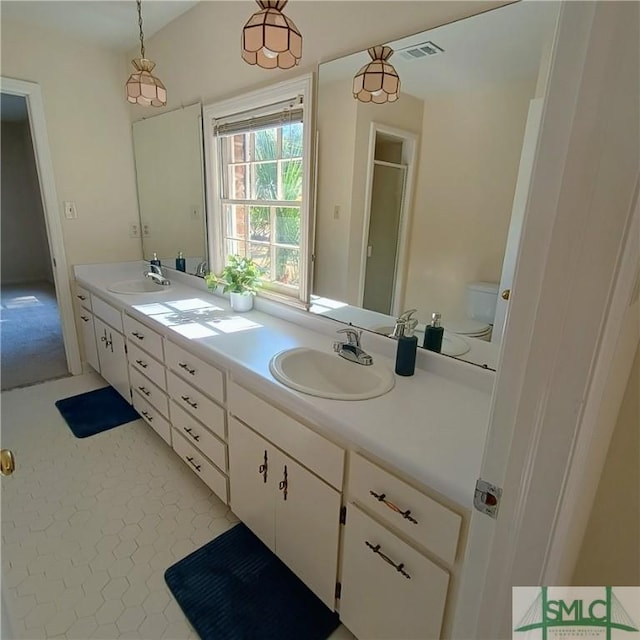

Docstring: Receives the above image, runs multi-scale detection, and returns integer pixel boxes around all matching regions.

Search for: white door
[273,449,341,609]
[492,97,544,344]
[227,417,275,550]
[454,2,640,638]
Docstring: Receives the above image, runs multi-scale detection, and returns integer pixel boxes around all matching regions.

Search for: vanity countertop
[75,262,493,510]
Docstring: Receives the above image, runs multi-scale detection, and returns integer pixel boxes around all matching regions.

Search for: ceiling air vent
[398,41,444,61]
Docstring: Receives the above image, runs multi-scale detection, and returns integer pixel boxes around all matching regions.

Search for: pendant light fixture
[242,0,302,70]
[126,0,166,107]
[353,46,400,104]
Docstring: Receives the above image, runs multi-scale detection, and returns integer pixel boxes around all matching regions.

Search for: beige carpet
[0,281,69,390]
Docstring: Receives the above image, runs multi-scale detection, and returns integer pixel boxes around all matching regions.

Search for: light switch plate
[63,201,77,219]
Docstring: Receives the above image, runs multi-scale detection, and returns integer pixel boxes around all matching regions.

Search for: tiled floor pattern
[1,373,355,639]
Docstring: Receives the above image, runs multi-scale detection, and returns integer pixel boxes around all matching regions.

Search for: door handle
[501,289,510,301]
[1,449,16,476]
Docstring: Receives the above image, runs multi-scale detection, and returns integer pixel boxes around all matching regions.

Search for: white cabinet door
[94,317,130,402]
[228,417,275,551]
[340,504,450,640]
[273,449,341,609]
[77,309,99,372]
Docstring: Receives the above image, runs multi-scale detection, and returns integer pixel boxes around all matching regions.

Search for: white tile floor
[1,373,355,640]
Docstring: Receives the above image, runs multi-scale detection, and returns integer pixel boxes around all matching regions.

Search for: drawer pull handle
[183,427,200,442]
[181,395,198,409]
[365,541,411,579]
[132,331,144,340]
[278,465,288,501]
[140,410,153,422]
[80,315,90,322]
[179,362,196,375]
[369,490,418,525]
[135,359,148,369]
[186,456,201,472]
[77,294,86,301]
[138,386,151,397]
[258,450,268,483]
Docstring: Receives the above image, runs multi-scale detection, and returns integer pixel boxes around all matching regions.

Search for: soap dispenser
[394,310,418,377]
[150,252,161,268]
[175,251,186,272]
[423,312,444,353]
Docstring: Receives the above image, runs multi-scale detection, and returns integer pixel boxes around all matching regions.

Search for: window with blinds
[204,77,313,304]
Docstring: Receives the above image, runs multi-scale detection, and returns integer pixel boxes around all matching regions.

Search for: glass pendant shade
[242,0,302,70]
[353,46,400,104]
[126,58,167,107]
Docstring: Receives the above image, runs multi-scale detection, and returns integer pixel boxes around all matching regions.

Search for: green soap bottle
[423,312,444,353]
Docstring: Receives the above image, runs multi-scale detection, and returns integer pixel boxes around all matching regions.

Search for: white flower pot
[230,291,253,312]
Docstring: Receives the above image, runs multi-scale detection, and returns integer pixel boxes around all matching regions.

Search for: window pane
[225,239,246,259]
[280,160,302,201]
[229,163,249,199]
[249,243,271,278]
[275,207,300,245]
[231,133,249,162]
[252,162,277,200]
[275,248,299,286]
[249,206,270,242]
[224,204,246,240]
[254,128,278,161]
[282,122,303,159]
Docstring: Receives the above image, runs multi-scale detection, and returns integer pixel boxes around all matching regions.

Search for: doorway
[359,124,417,316]
[0,79,81,387]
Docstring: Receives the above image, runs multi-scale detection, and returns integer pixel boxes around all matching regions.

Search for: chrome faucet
[144,263,171,286]
[195,261,208,277]
[333,328,373,366]
[390,309,418,339]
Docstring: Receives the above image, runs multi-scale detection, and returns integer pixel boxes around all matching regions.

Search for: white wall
[1,120,53,284]
[0,19,142,269]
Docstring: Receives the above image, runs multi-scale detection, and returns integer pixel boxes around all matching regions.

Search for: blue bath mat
[55,386,140,438]
[165,523,340,640]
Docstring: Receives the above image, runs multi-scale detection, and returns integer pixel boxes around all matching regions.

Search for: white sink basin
[107,279,172,295]
[269,347,395,400]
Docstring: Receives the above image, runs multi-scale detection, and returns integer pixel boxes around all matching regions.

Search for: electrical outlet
[129,223,140,238]
[142,223,150,237]
[63,201,78,219]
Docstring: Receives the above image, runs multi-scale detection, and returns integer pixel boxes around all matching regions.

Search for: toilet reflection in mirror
[310,1,559,369]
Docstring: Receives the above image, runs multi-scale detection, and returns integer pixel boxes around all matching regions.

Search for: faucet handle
[336,328,361,347]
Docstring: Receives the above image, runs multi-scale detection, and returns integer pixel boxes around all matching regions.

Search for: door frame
[357,122,418,315]
[453,2,640,637]
[1,77,82,376]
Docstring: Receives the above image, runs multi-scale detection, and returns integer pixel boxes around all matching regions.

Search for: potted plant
[205,255,262,312]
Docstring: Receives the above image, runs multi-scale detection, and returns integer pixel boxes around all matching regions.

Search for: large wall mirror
[132,102,207,275]
[311,1,559,369]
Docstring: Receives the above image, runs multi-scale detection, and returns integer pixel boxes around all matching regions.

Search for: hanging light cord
[137,0,146,59]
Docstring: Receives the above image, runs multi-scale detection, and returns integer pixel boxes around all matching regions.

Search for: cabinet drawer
[128,342,166,390]
[171,401,227,471]
[75,285,92,309]
[130,366,169,418]
[91,295,123,332]
[228,382,344,490]
[168,371,224,430]
[164,341,224,403]
[133,394,171,446]
[340,504,449,640]
[124,315,164,361]
[349,453,461,565]
[172,430,228,504]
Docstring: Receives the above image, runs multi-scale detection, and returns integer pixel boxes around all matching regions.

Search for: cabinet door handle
[77,294,86,301]
[364,541,411,579]
[180,395,198,409]
[369,490,418,525]
[131,331,144,340]
[138,386,151,397]
[258,450,268,483]
[278,465,288,501]
[178,362,196,375]
[135,359,148,369]
[140,410,153,422]
[108,333,114,353]
[183,427,200,442]
[186,456,201,472]
[80,315,90,322]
